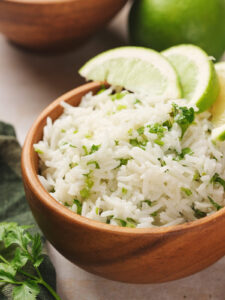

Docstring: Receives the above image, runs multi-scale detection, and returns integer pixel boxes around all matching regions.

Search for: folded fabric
[0,121,57,300]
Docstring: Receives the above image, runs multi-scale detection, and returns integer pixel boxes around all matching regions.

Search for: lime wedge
[211,62,225,141]
[79,47,182,100]
[162,44,219,112]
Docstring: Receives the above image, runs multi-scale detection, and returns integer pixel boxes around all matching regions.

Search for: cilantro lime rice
[34,86,225,228]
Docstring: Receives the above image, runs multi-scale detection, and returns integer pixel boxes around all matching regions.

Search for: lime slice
[79,46,182,100]
[211,62,225,141]
[162,44,219,113]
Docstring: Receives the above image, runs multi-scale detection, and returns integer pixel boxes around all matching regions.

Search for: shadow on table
[2,27,127,103]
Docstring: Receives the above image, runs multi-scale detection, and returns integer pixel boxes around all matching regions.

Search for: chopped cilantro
[210,173,225,191]
[114,140,119,146]
[148,123,166,138]
[110,92,127,101]
[163,119,173,130]
[193,171,201,181]
[129,138,147,149]
[191,204,207,219]
[158,158,166,166]
[73,129,78,134]
[128,128,133,135]
[116,158,131,168]
[181,187,192,196]
[69,144,77,148]
[208,196,222,211]
[80,187,90,198]
[122,187,127,195]
[151,211,158,217]
[85,132,93,138]
[69,162,78,169]
[73,199,82,215]
[35,149,43,154]
[90,144,101,154]
[175,147,193,160]
[95,207,103,215]
[115,218,127,227]
[142,200,153,207]
[50,187,55,193]
[61,129,66,133]
[154,139,164,146]
[117,104,127,111]
[137,126,145,135]
[134,99,142,104]
[171,103,195,137]
[82,145,88,155]
[126,217,137,228]
[106,215,114,224]
[96,85,106,94]
[64,202,70,207]
[87,160,100,169]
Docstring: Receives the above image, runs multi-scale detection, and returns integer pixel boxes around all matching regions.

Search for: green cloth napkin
[0,121,57,300]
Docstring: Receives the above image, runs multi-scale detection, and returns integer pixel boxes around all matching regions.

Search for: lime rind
[79,46,182,100]
[212,124,225,142]
[162,44,219,113]
[211,62,225,127]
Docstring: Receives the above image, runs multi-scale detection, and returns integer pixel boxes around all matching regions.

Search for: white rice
[34,87,225,228]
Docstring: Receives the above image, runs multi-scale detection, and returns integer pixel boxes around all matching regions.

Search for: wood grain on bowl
[21,82,225,283]
[0,0,127,51]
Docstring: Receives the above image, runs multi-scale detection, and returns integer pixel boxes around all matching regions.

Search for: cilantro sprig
[0,223,61,300]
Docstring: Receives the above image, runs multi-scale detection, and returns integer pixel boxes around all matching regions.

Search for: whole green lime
[129,0,225,60]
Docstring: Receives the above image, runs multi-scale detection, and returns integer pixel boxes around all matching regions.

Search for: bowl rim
[21,81,225,236]
[4,0,84,4]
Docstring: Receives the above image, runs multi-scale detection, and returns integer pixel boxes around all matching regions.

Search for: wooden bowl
[21,82,225,283]
[0,0,126,51]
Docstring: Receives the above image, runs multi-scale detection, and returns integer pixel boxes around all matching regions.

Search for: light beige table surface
[1,3,225,300]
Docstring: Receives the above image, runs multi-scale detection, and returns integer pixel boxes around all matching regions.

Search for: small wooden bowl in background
[21,82,225,283]
[0,0,127,52]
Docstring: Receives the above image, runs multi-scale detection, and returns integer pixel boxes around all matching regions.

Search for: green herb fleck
[191,204,207,219]
[106,215,114,224]
[64,202,70,207]
[73,129,78,134]
[96,85,106,94]
[87,160,100,169]
[35,149,43,154]
[126,217,137,228]
[95,207,103,215]
[208,196,222,211]
[142,200,153,207]
[85,132,93,138]
[117,104,127,111]
[151,211,158,217]
[116,158,131,168]
[148,123,166,138]
[128,128,133,135]
[110,92,127,101]
[158,158,166,166]
[175,147,193,161]
[80,188,90,199]
[129,138,147,150]
[90,144,101,154]
[193,171,201,181]
[114,140,119,146]
[73,199,82,215]
[210,173,225,191]
[163,119,173,130]
[137,126,145,135]
[61,129,66,133]
[134,99,142,104]
[181,187,192,196]
[82,145,88,155]
[69,162,78,169]
[122,187,127,195]
[154,139,164,146]
[115,218,127,227]
[69,144,77,148]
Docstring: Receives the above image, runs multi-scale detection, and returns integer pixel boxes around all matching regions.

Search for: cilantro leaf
[208,196,222,211]
[210,173,225,191]
[171,103,195,137]
[73,199,82,215]
[13,280,40,300]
